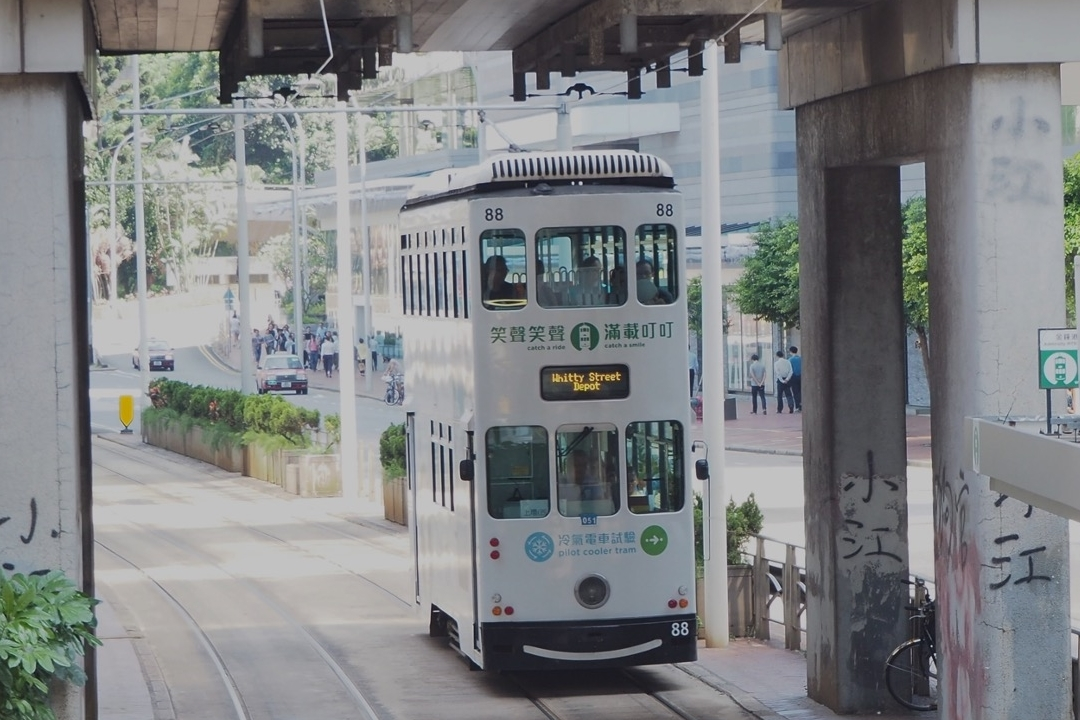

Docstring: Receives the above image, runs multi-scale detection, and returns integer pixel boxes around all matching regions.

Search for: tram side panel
[467,188,699,669]
[399,198,479,653]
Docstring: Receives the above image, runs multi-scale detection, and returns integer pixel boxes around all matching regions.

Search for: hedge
[146,378,320,446]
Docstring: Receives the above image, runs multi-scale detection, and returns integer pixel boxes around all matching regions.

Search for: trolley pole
[236,101,256,393]
[700,39,729,648]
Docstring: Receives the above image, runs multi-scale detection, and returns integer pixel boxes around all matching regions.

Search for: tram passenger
[607,265,628,304]
[536,259,559,306]
[482,255,524,307]
[636,259,674,305]
[574,255,604,305]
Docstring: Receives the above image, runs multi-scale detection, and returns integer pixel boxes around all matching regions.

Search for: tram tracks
[507,665,753,720]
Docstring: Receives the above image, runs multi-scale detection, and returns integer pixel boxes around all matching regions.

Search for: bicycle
[384,373,405,406]
[883,577,937,712]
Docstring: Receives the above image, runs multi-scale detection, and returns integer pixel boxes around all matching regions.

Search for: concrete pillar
[0,73,92,719]
[925,64,1071,720]
[798,159,910,711]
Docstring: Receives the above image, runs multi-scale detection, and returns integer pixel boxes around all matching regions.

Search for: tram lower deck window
[626,420,685,514]
[485,426,550,519]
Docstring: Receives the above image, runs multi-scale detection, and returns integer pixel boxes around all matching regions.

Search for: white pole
[286,116,303,345]
[236,100,256,393]
[336,101,360,499]
[132,56,151,399]
[359,113,373,399]
[700,40,729,648]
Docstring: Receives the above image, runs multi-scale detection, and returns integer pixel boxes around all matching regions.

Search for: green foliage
[727,494,764,565]
[730,218,800,329]
[1065,154,1080,325]
[687,276,702,338]
[692,493,764,568]
[901,197,929,333]
[0,571,102,720]
[379,423,407,479]
[324,414,341,451]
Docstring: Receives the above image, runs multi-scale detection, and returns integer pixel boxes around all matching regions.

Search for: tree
[901,197,931,386]
[730,217,800,330]
[1064,154,1080,325]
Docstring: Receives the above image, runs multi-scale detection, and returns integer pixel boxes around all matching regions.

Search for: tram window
[535,227,628,308]
[635,224,679,304]
[480,230,527,309]
[486,426,550,519]
[555,424,619,517]
[625,420,684,514]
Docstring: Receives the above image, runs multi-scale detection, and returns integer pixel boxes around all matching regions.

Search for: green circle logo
[570,322,599,351]
[640,525,669,556]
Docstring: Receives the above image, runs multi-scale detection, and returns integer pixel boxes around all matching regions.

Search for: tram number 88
[670,621,692,637]
[656,203,674,217]
[484,208,504,221]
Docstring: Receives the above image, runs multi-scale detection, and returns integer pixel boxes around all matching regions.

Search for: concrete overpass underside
[7,1,1080,719]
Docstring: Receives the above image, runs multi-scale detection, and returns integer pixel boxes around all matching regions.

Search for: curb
[678,662,786,720]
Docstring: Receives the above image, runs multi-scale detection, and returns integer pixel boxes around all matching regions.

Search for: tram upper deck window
[635,224,678,305]
[535,227,628,308]
[480,230,527,310]
[625,420,685,514]
[486,426,550,519]
[555,424,619,517]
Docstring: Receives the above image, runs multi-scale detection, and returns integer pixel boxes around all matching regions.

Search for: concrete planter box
[695,565,755,639]
[383,476,408,525]
[141,418,337,497]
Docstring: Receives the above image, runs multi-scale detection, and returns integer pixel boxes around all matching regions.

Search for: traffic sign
[1038,328,1078,389]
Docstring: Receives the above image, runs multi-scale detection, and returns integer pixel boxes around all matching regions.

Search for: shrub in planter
[0,570,101,720]
[693,492,764,567]
[379,422,406,478]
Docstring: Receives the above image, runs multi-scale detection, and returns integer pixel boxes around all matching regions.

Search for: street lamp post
[275,112,305,346]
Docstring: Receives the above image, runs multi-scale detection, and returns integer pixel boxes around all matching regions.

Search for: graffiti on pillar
[988,494,1051,590]
[936,468,984,718]
[0,497,57,576]
[986,97,1052,205]
[838,464,904,566]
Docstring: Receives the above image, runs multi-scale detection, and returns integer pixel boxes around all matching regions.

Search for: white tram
[398,150,697,670]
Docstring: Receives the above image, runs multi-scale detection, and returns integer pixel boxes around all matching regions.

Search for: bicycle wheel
[884,637,938,711]
[385,387,395,406]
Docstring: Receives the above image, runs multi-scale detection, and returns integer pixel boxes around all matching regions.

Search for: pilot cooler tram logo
[525,532,555,562]
[571,322,600,351]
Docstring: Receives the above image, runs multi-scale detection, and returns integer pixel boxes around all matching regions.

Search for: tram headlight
[574,574,610,609]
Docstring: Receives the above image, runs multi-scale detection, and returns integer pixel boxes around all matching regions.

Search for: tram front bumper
[481,615,698,670]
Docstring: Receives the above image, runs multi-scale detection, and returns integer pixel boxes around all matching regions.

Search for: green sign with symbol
[639,525,669,556]
[1038,328,1079,389]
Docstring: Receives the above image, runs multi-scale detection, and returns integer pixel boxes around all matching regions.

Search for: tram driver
[560,448,616,510]
[483,255,524,307]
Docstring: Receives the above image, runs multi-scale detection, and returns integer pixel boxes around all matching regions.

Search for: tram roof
[404,150,675,206]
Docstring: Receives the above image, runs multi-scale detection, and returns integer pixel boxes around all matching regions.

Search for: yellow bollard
[119,394,135,434]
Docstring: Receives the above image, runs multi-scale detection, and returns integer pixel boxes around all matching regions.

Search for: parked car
[133,338,174,371]
[256,354,308,395]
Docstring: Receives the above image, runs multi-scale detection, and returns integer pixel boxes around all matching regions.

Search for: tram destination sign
[541,364,630,401]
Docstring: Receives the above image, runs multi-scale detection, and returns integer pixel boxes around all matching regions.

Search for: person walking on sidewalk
[321,333,337,378]
[788,346,802,411]
[748,353,768,414]
[774,350,795,414]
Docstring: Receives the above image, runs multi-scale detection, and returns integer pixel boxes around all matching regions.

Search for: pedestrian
[330,333,340,373]
[229,312,240,347]
[306,333,319,371]
[774,350,794,414]
[748,353,767,414]
[251,328,263,366]
[321,333,336,378]
[788,346,802,411]
[369,333,379,372]
[688,346,700,398]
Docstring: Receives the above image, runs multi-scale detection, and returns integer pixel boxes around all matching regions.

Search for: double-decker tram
[398,150,697,671]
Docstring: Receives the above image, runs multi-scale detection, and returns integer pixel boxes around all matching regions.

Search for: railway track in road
[507,665,759,720]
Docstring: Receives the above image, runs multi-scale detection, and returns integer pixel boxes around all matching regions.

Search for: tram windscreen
[541,365,630,401]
